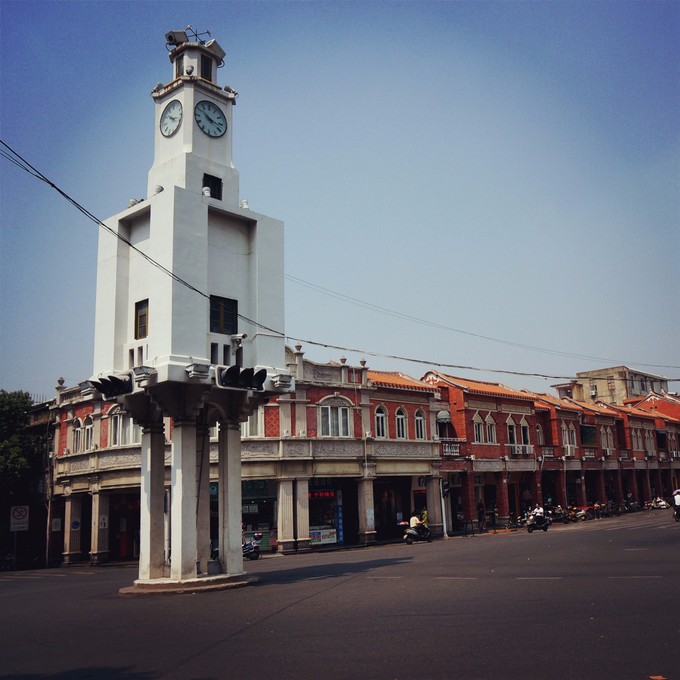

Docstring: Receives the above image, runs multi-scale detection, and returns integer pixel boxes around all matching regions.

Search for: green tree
[0,390,40,497]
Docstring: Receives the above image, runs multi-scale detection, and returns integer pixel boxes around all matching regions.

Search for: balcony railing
[507,444,534,456]
[440,438,466,457]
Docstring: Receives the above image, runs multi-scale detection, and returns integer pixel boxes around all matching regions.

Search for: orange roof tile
[367,371,436,393]
[525,392,583,413]
[424,372,534,401]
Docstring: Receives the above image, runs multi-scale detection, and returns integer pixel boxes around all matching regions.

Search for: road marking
[435,577,478,580]
[515,577,562,580]
[367,576,403,579]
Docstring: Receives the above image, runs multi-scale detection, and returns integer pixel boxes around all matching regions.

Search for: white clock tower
[91,28,292,591]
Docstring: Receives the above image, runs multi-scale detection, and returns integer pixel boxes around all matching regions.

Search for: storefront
[308,477,360,547]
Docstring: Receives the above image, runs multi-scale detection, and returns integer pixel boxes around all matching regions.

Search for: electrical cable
[2,139,678,384]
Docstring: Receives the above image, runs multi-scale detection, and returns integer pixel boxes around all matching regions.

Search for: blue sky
[1,0,678,399]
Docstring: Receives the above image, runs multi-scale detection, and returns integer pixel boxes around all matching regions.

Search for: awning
[436,411,451,423]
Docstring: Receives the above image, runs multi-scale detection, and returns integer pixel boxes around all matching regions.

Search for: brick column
[495,471,509,520]
[462,472,476,520]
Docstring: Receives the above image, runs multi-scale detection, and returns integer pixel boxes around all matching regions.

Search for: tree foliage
[0,390,40,496]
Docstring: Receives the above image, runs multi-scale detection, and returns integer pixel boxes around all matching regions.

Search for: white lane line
[515,577,563,580]
[436,577,479,580]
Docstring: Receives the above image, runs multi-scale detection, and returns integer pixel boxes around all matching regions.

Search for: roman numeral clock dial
[194,100,227,137]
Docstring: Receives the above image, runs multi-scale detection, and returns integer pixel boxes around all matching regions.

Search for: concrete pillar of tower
[139,421,166,580]
[277,479,296,554]
[357,477,377,545]
[218,419,244,577]
[170,419,198,581]
[90,491,110,565]
[62,495,83,564]
[295,478,311,552]
[196,423,211,574]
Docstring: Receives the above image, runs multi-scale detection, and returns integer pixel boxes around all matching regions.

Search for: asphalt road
[1,510,678,680]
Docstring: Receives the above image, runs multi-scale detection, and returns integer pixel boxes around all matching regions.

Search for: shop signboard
[310,528,337,545]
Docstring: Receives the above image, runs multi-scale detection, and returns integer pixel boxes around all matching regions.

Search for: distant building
[553,366,669,405]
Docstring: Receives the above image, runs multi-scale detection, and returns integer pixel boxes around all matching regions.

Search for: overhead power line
[2,139,678,385]
[285,275,679,370]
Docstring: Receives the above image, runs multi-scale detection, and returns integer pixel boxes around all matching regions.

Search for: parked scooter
[243,532,264,560]
[526,513,550,533]
[399,521,433,545]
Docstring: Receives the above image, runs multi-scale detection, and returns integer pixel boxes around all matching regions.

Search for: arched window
[415,410,425,440]
[110,408,141,446]
[535,424,544,446]
[319,398,351,437]
[396,408,407,439]
[520,417,530,446]
[83,416,94,451]
[375,406,387,439]
[72,419,82,453]
[473,413,484,443]
[485,415,497,444]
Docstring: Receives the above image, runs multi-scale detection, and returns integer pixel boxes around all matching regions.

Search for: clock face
[160,100,183,137]
[194,100,227,137]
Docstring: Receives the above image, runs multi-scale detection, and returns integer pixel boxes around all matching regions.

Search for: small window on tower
[201,55,213,81]
[210,296,237,335]
[135,299,149,339]
[175,55,184,79]
[202,174,222,200]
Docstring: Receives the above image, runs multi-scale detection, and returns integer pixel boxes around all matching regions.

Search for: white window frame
[485,415,497,444]
[473,413,484,443]
[72,419,82,453]
[320,404,351,437]
[396,408,407,439]
[415,410,425,440]
[84,416,94,451]
[375,406,387,439]
[535,424,544,446]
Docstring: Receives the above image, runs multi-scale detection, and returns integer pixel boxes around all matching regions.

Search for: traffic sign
[10,505,29,532]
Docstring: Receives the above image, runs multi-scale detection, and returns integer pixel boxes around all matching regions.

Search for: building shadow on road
[251,555,413,586]
[0,668,155,680]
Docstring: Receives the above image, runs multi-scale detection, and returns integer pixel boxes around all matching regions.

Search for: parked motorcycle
[526,513,550,533]
[210,531,264,561]
[399,521,433,544]
[644,498,670,510]
[548,506,572,524]
[243,532,264,560]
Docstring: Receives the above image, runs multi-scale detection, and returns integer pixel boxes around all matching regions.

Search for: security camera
[165,30,188,46]
[231,333,247,342]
